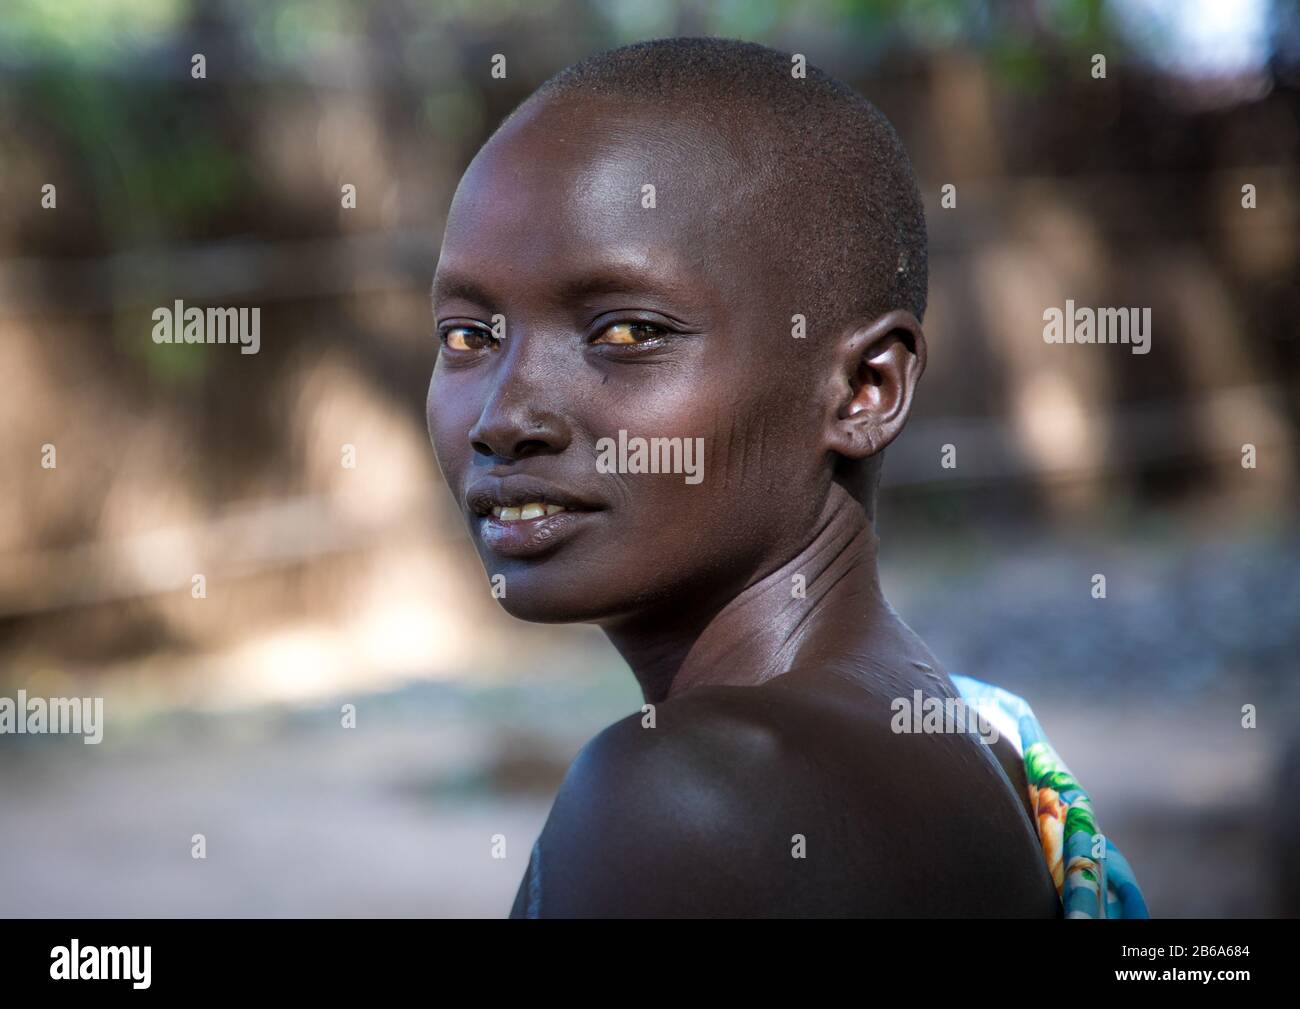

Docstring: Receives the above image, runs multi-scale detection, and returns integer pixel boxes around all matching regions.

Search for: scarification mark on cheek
[726,410,750,494]
[713,406,737,492]
[751,411,767,481]
[743,404,779,494]
[736,412,750,480]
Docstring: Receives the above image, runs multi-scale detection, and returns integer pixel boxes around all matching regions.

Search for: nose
[468,346,572,462]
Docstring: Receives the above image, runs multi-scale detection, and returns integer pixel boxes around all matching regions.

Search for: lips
[464,476,604,558]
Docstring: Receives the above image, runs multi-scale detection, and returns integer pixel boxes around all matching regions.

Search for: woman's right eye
[440,325,495,352]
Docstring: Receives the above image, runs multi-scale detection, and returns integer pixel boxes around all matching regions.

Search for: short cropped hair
[516,36,928,331]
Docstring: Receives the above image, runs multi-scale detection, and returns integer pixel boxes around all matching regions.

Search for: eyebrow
[555,267,687,304]
[430,272,494,308]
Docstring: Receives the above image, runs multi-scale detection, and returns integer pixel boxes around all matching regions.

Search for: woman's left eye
[591,321,667,346]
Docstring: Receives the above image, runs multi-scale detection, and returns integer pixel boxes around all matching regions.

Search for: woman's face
[427,97,832,625]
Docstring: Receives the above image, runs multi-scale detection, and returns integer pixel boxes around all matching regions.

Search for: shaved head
[509,36,928,334]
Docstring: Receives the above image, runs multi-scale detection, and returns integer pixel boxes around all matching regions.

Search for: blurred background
[1,0,1297,917]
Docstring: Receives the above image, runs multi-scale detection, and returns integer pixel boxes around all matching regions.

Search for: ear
[824,309,927,460]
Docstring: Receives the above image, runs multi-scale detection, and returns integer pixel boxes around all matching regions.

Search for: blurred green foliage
[3,0,186,59]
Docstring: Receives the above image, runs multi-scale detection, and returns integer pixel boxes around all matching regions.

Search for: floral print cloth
[951,674,1150,919]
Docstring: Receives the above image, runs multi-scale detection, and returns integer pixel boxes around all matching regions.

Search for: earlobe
[825,310,926,461]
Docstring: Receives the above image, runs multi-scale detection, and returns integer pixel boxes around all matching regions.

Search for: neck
[603,484,904,703]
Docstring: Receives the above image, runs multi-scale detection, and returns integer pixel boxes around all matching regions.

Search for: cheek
[702,385,829,551]
[711,408,817,541]
[602,388,816,563]
[684,378,817,499]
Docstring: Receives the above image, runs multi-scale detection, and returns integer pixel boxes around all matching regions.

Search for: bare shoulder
[519,677,1059,917]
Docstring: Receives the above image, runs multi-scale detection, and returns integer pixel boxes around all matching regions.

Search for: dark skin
[428,93,1059,917]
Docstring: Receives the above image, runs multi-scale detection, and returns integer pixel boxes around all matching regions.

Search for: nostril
[514,439,550,459]
[470,438,550,460]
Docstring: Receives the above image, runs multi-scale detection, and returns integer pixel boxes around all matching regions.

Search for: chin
[495,594,592,624]
[475,556,621,625]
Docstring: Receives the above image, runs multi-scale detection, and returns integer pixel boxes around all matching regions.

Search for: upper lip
[465,475,604,517]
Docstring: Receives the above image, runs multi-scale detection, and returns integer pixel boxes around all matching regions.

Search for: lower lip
[477,510,598,558]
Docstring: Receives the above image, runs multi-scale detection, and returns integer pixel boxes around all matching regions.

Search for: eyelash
[438,323,496,352]
[436,319,673,353]
[590,320,671,349]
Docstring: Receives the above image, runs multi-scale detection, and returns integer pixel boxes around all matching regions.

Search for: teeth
[489,501,568,521]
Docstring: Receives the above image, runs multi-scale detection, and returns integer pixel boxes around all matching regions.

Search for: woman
[426,37,1146,918]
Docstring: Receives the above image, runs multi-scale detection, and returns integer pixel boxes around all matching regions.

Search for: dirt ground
[0,677,1284,918]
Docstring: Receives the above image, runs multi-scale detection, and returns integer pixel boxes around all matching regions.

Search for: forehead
[435,96,761,303]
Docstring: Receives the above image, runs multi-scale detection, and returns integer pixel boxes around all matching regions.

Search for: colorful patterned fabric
[951,674,1149,919]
